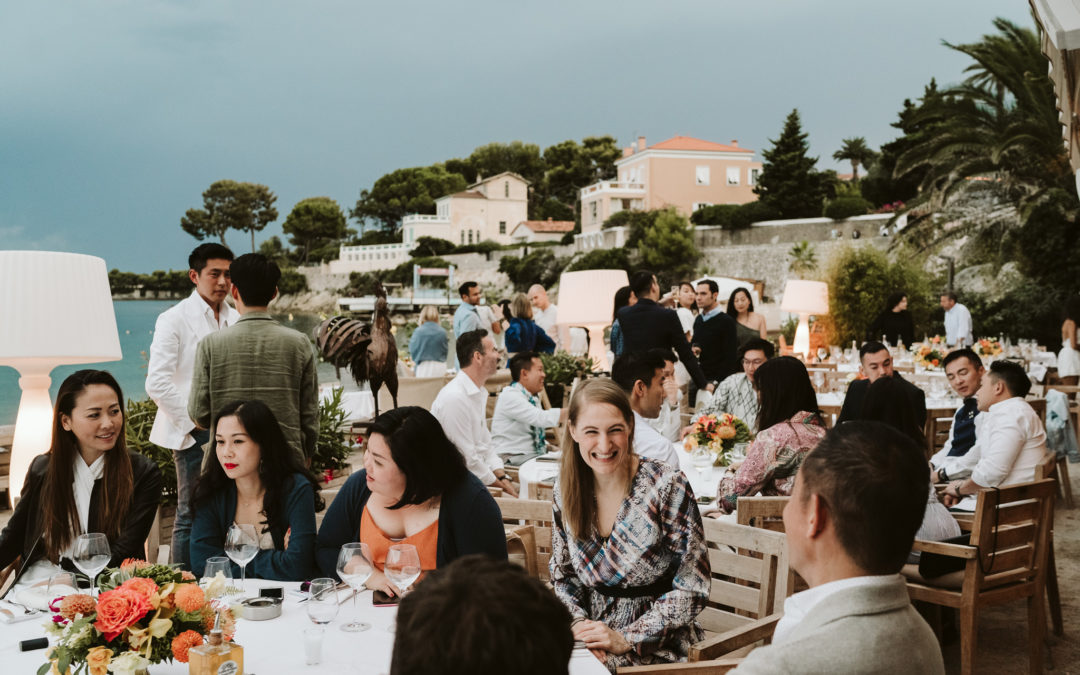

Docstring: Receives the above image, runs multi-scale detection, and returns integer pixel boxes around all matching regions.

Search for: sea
[0,300,341,427]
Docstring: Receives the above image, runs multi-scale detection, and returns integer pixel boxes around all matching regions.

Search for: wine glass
[202,556,233,597]
[384,545,422,597]
[812,371,826,393]
[72,533,111,597]
[690,445,713,479]
[336,543,374,632]
[306,578,340,626]
[224,524,259,597]
[816,347,828,363]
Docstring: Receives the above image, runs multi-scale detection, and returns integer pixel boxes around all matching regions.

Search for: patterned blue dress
[550,458,710,671]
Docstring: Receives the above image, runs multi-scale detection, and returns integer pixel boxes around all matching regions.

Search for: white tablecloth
[2,583,608,675]
[320,387,375,423]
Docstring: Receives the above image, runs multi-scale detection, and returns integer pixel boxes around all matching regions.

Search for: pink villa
[579,135,763,234]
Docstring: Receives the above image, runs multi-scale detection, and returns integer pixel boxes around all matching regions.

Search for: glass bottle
[189,628,244,675]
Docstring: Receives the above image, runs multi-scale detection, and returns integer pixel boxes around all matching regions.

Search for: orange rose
[180,570,196,581]
[716,425,736,440]
[93,588,152,641]
[931,359,939,366]
[119,559,151,574]
[174,583,206,613]
[171,630,204,663]
[86,646,112,675]
[118,577,158,601]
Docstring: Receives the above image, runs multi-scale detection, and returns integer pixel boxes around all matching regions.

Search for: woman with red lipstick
[0,370,162,589]
[189,399,324,580]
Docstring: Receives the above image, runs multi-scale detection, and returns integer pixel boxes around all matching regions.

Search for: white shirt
[632,410,681,468]
[431,371,504,484]
[490,385,561,455]
[772,574,900,645]
[476,304,503,349]
[66,454,105,558]
[675,307,695,336]
[532,304,559,347]
[944,303,973,347]
[648,397,682,442]
[145,290,239,450]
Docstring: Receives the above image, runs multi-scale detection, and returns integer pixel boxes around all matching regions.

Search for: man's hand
[679,424,694,439]
[705,383,716,394]
[662,376,679,406]
[493,477,518,498]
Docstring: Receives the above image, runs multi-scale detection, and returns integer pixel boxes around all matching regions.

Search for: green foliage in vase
[124,398,177,507]
[310,386,354,476]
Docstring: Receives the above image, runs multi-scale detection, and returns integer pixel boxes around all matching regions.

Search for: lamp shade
[556,269,630,326]
[780,280,829,315]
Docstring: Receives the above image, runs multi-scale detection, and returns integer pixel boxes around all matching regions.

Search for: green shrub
[499,249,569,291]
[824,196,873,220]
[124,398,177,507]
[638,209,698,287]
[277,268,309,295]
[731,201,781,227]
[602,209,659,246]
[566,248,631,273]
[691,204,741,226]
[311,386,354,476]
[452,239,505,255]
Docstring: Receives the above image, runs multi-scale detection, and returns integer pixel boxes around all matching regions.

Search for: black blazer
[692,312,739,382]
[0,450,163,583]
[616,299,707,388]
[836,374,927,427]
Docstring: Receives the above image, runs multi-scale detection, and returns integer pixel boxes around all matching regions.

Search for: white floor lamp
[555,269,630,373]
[0,252,121,502]
[780,280,829,361]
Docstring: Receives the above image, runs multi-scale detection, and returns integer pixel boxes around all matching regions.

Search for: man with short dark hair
[940,291,973,348]
[147,242,238,568]
[647,349,683,441]
[836,341,926,426]
[731,422,944,674]
[692,279,739,386]
[391,555,574,675]
[930,349,985,483]
[453,281,483,338]
[612,351,680,467]
[189,253,318,461]
[491,351,566,458]
[691,337,774,434]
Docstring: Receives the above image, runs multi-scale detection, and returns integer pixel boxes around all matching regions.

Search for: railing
[339,243,412,254]
[579,181,645,196]
[402,213,451,225]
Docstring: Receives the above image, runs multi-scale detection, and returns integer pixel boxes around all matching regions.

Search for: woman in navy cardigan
[190,400,324,581]
[316,406,506,598]
[504,293,556,355]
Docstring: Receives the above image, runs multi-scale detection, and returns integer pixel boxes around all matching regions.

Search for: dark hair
[194,400,325,535]
[755,356,821,430]
[455,328,489,367]
[942,348,982,371]
[188,243,234,273]
[988,360,1031,398]
[611,350,666,395]
[229,253,280,306]
[885,292,907,312]
[612,286,633,321]
[725,287,753,318]
[697,279,719,295]
[458,281,478,299]
[391,555,572,675]
[649,347,677,364]
[1066,295,1080,323]
[629,270,655,298]
[509,351,540,382]
[858,340,889,360]
[368,407,468,509]
[677,281,698,311]
[797,422,929,574]
[860,377,925,448]
[739,337,775,360]
[40,370,134,563]
[941,290,958,302]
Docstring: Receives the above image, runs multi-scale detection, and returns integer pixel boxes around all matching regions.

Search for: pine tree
[754,109,830,218]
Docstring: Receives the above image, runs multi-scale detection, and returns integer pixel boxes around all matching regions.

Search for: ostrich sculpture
[314,282,398,418]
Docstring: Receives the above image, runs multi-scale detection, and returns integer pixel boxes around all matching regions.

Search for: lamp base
[584,326,609,372]
[792,313,811,361]
[10,370,54,505]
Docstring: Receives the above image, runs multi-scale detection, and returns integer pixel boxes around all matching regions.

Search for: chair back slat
[699,519,788,639]
[708,579,763,615]
[993,523,1038,550]
[697,608,752,635]
[993,499,1041,527]
[971,479,1055,582]
[734,496,788,532]
[988,544,1036,574]
[707,548,766,584]
[496,497,554,582]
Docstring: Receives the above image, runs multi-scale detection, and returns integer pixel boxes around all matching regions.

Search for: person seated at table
[491,351,566,458]
[929,348,985,483]
[941,360,1048,509]
[0,370,162,589]
[190,400,324,580]
[868,291,915,347]
[408,305,449,378]
[550,378,710,671]
[611,350,681,468]
[645,349,684,442]
[504,292,556,356]
[391,555,574,675]
[689,337,774,435]
[316,406,506,597]
[836,341,926,427]
[716,356,826,515]
[729,422,944,674]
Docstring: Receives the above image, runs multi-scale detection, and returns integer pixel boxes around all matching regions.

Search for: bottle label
[217,661,240,675]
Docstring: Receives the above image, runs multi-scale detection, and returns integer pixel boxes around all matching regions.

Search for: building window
[727,167,740,185]
[696,166,710,185]
[622,198,632,211]
[591,201,598,220]
[750,168,760,186]
[504,181,509,198]
[468,231,474,244]
[460,231,465,245]
[692,202,712,213]
[499,221,506,234]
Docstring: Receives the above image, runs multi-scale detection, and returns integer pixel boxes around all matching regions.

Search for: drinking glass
[816,347,828,363]
[690,446,713,478]
[224,524,259,596]
[48,572,78,604]
[812,372,826,392]
[72,533,111,597]
[384,545,422,597]
[731,442,749,462]
[202,557,233,597]
[306,578,340,626]
[336,543,374,632]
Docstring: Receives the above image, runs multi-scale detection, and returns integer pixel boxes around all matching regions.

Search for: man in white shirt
[528,284,559,348]
[610,350,681,468]
[942,360,1047,509]
[940,291,973,348]
[732,422,943,674]
[431,329,518,497]
[145,243,238,568]
[648,351,683,442]
[491,351,566,458]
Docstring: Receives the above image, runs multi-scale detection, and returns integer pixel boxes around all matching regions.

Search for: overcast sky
[0,0,1034,272]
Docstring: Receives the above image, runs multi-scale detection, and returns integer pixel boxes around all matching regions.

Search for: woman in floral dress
[550,379,710,672]
[716,356,826,514]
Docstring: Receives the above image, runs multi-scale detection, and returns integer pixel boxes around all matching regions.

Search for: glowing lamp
[780,280,829,360]
[555,269,630,372]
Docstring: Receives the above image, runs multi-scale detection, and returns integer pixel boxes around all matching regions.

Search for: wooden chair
[818,404,842,428]
[495,497,553,582]
[506,525,538,578]
[734,496,788,532]
[527,480,554,501]
[904,478,1056,675]
[0,425,14,509]
[376,376,446,412]
[1043,385,1078,509]
[924,407,957,460]
[1035,453,1064,637]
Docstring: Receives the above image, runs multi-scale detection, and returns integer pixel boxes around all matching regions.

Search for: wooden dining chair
[1035,453,1064,637]
[734,496,788,532]
[904,478,1056,675]
[495,497,554,582]
[923,407,956,460]
[1043,384,1078,509]
[527,480,554,501]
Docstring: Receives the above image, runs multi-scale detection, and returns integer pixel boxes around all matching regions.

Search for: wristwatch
[937,467,949,483]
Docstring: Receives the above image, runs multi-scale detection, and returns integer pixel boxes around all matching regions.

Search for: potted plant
[311,387,355,488]
[538,351,595,408]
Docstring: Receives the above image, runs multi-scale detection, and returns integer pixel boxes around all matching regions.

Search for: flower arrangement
[682,413,752,466]
[41,560,235,675]
[914,344,945,370]
[975,338,1003,359]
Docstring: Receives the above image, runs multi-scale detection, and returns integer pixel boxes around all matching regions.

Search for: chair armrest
[910,539,977,558]
[690,613,782,661]
[617,660,743,674]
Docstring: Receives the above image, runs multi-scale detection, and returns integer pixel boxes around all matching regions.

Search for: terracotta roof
[450,190,486,199]
[515,219,574,233]
[649,136,753,153]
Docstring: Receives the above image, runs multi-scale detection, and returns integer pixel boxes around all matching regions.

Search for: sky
[0,0,1035,273]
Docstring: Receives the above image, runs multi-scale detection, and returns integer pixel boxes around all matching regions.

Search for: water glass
[224,524,259,596]
[304,628,324,665]
[690,445,713,478]
[48,572,78,604]
[306,578,339,626]
[72,533,111,596]
[202,557,233,597]
[384,545,422,596]
[336,543,374,632]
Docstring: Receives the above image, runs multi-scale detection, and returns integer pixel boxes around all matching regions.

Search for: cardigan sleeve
[315,470,369,579]
[110,456,163,566]
[439,475,507,566]
[189,488,229,579]
[248,474,318,581]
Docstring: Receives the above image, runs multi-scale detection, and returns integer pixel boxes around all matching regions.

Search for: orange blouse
[359,507,439,571]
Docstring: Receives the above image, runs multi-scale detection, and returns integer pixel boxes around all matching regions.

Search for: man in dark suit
[692,279,739,383]
[837,341,926,426]
[616,270,712,394]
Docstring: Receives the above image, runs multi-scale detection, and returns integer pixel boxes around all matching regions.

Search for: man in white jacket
[145,243,238,568]
[491,351,566,458]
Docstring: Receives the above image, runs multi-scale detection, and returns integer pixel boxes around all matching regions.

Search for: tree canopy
[282,197,352,263]
[180,180,278,250]
[832,137,877,182]
[754,110,835,218]
[349,165,466,231]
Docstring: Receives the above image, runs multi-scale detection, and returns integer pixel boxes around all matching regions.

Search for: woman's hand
[362,569,402,598]
[573,619,631,657]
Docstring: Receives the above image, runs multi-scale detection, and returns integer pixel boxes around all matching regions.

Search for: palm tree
[832,137,877,182]
[788,240,818,277]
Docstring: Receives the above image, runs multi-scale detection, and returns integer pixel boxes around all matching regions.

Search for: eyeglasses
[742,359,766,367]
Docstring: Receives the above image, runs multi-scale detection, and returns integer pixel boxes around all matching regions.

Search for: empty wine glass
[816,347,828,363]
[384,545,422,597]
[72,533,111,597]
[336,543,374,632]
[690,445,713,479]
[224,524,259,597]
[48,572,78,605]
[202,556,233,597]
[306,578,340,626]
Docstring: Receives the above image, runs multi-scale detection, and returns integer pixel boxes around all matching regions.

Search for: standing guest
[611,351,682,468]
[190,400,323,581]
[609,286,636,358]
[0,371,162,588]
[317,408,506,592]
[504,293,556,355]
[940,291,973,348]
[431,329,518,497]
[647,350,684,442]
[729,423,944,674]
[476,300,504,351]
[452,281,484,338]
[694,280,740,386]
[1057,296,1080,386]
[188,253,319,461]
[836,341,926,427]
[145,243,238,569]
[690,338,774,434]
[725,287,767,347]
[716,356,826,514]
[929,349,985,482]
[551,379,710,671]
[408,305,449,377]
[491,351,566,457]
[528,283,560,348]
[868,292,915,347]
[674,281,698,340]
